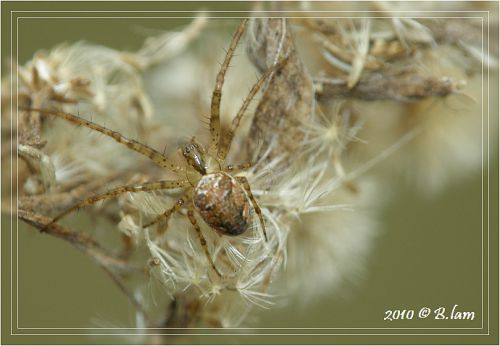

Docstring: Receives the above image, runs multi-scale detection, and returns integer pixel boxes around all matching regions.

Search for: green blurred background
[2,1,498,344]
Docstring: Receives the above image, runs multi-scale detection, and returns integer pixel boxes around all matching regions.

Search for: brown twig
[419,18,485,48]
[314,71,466,102]
[17,209,149,319]
[18,170,132,215]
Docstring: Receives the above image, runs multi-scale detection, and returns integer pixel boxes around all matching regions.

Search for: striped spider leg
[22,108,190,232]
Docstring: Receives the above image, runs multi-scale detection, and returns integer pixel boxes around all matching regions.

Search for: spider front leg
[187,208,222,278]
[235,176,268,242]
[217,58,288,163]
[209,18,248,156]
[23,108,185,174]
[42,179,189,232]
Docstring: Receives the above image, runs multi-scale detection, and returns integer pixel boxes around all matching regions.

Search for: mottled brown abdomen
[193,172,251,236]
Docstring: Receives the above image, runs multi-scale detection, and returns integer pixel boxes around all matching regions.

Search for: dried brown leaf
[246,18,314,164]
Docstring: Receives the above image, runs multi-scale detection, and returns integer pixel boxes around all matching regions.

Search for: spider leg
[142,191,192,229]
[43,179,189,232]
[189,136,206,153]
[217,58,288,163]
[23,107,185,174]
[235,176,268,242]
[187,208,222,278]
[225,162,251,172]
[209,19,248,156]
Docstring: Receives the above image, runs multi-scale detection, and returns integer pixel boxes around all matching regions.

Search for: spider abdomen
[194,172,251,236]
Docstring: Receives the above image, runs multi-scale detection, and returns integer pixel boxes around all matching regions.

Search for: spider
[23,19,284,277]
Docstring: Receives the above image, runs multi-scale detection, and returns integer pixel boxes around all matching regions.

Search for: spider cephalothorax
[24,19,281,277]
[182,142,208,175]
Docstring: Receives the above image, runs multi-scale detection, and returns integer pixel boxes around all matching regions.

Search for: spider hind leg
[235,176,268,242]
[187,208,223,278]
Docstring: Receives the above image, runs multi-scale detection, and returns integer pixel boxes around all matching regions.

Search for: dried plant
[2,3,496,342]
